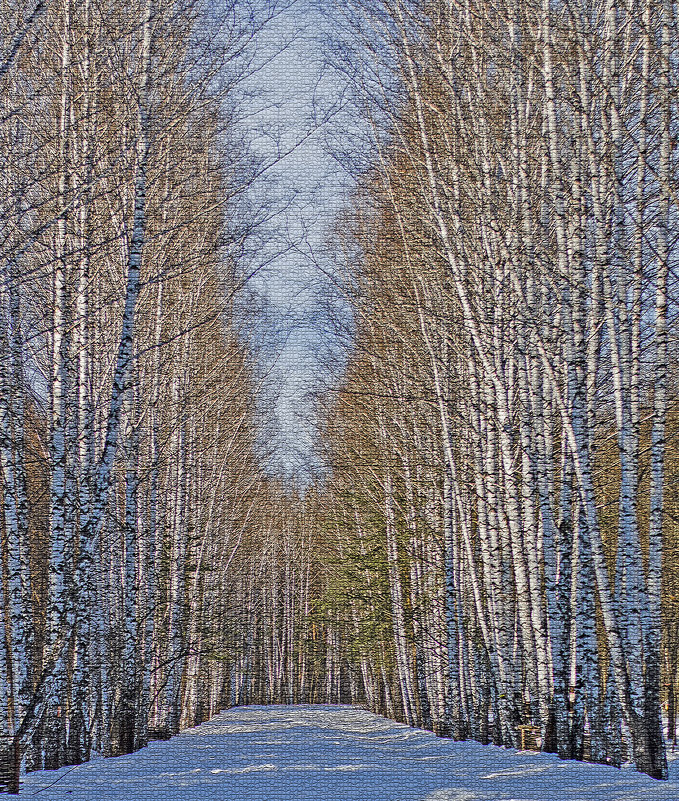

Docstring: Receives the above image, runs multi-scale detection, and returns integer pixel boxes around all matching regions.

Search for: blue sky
[236,0,352,481]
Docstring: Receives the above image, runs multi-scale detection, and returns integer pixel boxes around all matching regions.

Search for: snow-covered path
[21,705,679,800]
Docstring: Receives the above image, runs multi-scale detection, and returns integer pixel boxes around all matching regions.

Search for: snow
[21,705,679,800]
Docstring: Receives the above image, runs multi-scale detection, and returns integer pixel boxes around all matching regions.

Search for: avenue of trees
[2,0,679,793]
[189,0,679,785]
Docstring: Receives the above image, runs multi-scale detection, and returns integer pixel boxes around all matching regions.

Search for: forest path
[21,705,679,800]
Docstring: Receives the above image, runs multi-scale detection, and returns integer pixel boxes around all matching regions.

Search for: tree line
[313,0,677,782]
[0,0,297,790]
